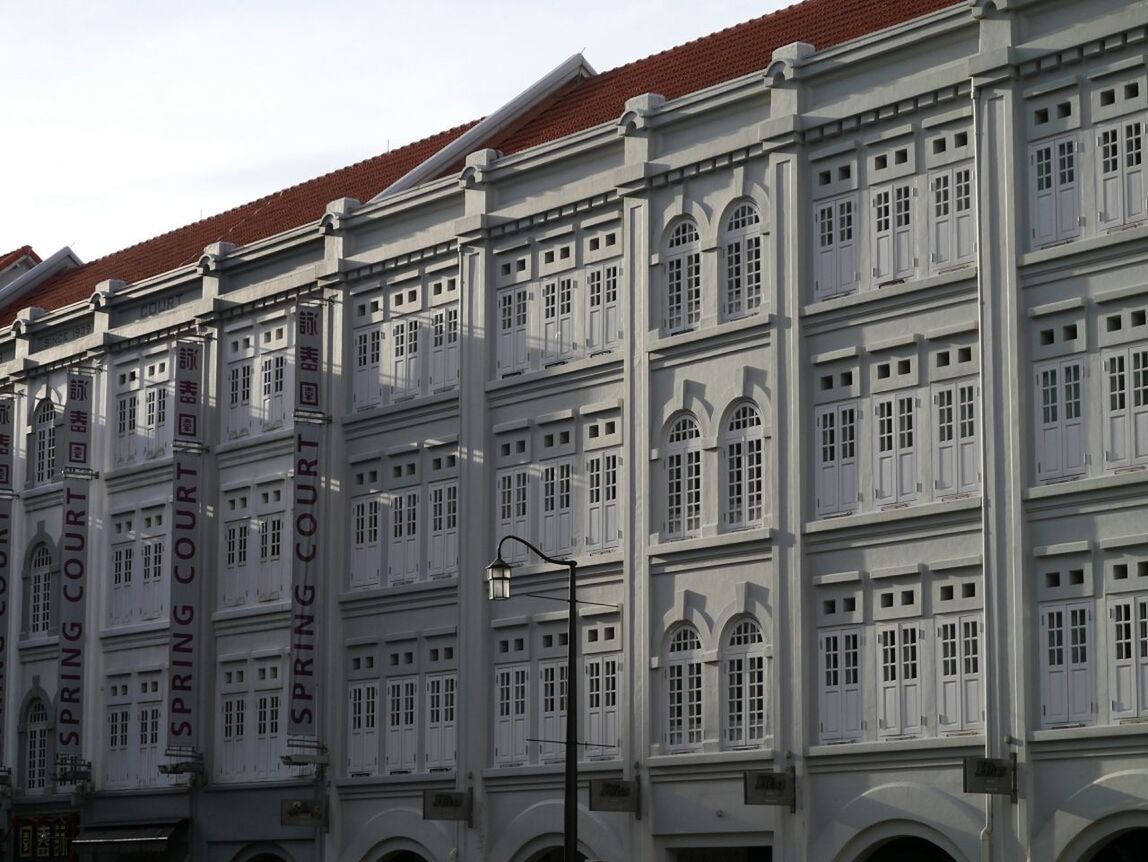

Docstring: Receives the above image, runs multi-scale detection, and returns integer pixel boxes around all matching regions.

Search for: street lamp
[487,535,579,862]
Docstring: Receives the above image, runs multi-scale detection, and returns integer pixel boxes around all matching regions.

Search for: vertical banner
[289,305,323,737]
[57,374,92,762]
[167,341,204,750]
[0,396,14,491]
[0,396,12,760]
[0,495,12,760]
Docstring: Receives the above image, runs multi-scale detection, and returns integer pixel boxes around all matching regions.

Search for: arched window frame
[721,402,765,531]
[29,398,58,487]
[721,618,766,749]
[19,694,54,794]
[721,203,763,320]
[665,624,704,753]
[663,221,701,334]
[664,414,702,540]
[28,542,53,637]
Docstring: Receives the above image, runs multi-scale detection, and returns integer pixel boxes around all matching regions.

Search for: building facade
[2,0,1148,860]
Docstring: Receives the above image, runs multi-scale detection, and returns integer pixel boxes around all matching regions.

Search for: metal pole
[565,560,578,862]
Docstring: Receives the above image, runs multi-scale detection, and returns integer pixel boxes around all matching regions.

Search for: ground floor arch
[1079,827,1148,862]
[856,836,957,862]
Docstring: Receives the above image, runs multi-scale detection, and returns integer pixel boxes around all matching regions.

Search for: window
[226,332,255,438]
[813,194,858,299]
[818,627,862,742]
[496,467,531,562]
[542,277,576,362]
[391,318,422,398]
[494,663,529,764]
[141,358,170,459]
[722,619,765,748]
[1035,357,1086,482]
[722,403,764,530]
[873,393,919,504]
[429,305,460,391]
[350,490,382,589]
[664,221,701,333]
[871,181,916,282]
[722,203,763,319]
[1109,594,1148,720]
[29,543,52,636]
[1030,134,1081,247]
[934,382,979,495]
[541,460,573,554]
[31,399,57,485]
[1103,344,1148,469]
[427,481,459,579]
[538,660,568,761]
[876,621,923,737]
[936,614,984,733]
[1096,117,1145,229]
[586,264,621,352]
[665,625,703,752]
[388,489,421,586]
[497,287,531,376]
[110,531,134,626]
[663,415,702,540]
[814,402,858,517]
[928,165,974,270]
[384,676,418,773]
[217,659,285,781]
[584,655,620,759]
[114,389,139,465]
[105,682,132,787]
[260,353,288,428]
[24,698,49,792]
[353,323,384,410]
[425,672,457,770]
[1039,601,1094,726]
[347,681,379,776]
[586,449,620,552]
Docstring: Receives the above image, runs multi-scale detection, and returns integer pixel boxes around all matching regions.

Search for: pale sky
[2,0,790,264]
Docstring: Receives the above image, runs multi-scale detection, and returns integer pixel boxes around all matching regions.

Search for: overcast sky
[3,0,789,264]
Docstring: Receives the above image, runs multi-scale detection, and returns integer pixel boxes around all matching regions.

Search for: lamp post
[487,535,579,862]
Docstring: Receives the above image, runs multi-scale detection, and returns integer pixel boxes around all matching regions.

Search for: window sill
[481,759,622,783]
[343,388,460,427]
[485,350,622,394]
[650,525,773,559]
[100,619,170,640]
[211,599,291,624]
[335,771,457,795]
[803,267,974,319]
[646,745,774,773]
[805,496,980,536]
[808,734,984,759]
[1027,468,1148,501]
[649,312,774,356]
[203,776,312,791]
[1022,221,1148,269]
[1029,721,1148,746]
[17,636,59,657]
[215,425,294,456]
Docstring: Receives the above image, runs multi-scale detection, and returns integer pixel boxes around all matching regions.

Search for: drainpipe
[971,75,994,862]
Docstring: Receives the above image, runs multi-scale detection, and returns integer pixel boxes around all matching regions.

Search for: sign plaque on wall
[744,769,797,811]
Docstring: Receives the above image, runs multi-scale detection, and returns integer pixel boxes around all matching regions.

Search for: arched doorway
[858,836,957,862]
[1085,828,1148,862]
[524,849,586,862]
[379,853,430,862]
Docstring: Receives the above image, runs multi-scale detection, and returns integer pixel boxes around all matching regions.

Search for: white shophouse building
[1,0,1148,860]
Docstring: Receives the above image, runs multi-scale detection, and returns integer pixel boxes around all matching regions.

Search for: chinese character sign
[295,305,322,412]
[63,374,92,471]
[173,341,203,445]
[0,396,13,490]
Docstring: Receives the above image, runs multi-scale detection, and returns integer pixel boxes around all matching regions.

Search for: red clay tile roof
[3,121,479,324]
[0,245,41,272]
[6,0,959,324]
[491,0,960,155]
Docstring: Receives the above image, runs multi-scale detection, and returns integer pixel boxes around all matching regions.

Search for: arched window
[32,399,57,485]
[722,203,762,319]
[722,619,766,748]
[25,698,49,792]
[664,221,701,333]
[29,543,52,636]
[665,624,703,752]
[664,415,702,539]
[722,403,765,530]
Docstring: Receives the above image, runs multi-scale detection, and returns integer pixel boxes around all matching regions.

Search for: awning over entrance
[71,821,185,855]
